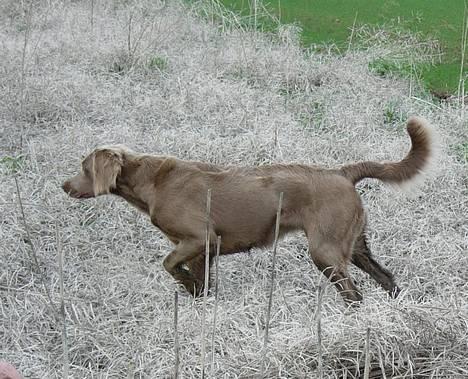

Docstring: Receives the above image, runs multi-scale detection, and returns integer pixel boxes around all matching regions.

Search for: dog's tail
[340,117,435,187]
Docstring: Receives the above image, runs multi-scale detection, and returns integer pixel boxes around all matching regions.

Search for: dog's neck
[112,155,151,213]
[111,154,170,214]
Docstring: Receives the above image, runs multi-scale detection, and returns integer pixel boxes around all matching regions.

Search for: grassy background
[1,0,467,377]
[221,0,467,94]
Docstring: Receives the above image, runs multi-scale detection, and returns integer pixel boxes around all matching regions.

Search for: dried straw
[0,0,466,377]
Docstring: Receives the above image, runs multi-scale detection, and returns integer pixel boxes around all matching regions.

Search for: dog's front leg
[163,240,205,297]
[185,254,214,296]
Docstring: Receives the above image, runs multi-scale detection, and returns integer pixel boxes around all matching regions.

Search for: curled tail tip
[407,116,431,137]
[400,116,440,191]
[406,115,438,154]
[406,116,437,157]
[407,115,428,127]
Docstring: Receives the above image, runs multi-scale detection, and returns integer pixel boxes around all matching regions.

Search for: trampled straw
[0,0,466,377]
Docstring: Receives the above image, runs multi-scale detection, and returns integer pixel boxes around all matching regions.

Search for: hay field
[0,1,467,378]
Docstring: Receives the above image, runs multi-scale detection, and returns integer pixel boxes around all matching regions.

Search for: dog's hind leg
[308,241,363,306]
[351,232,401,298]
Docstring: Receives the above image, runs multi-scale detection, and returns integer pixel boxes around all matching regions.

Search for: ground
[0,0,467,378]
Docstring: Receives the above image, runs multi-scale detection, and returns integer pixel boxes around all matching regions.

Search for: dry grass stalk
[14,176,57,316]
[210,235,222,377]
[378,345,388,379]
[124,4,161,69]
[56,222,69,379]
[200,188,212,379]
[18,1,33,149]
[347,11,359,53]
[90,0,95,30]
[260,192,283,378]
[458,2,468,111]
[174,290,180,379]
[252,0,257,32]
[127,11,134,60]
[277,0,281,22]
[316,283,325,377]
[364,327,371,379]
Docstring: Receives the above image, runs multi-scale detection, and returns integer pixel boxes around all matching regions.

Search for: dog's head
[62,145,128,199]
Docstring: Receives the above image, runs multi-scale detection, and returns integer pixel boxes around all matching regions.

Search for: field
[1,0,467,378]
[221,0,468,94]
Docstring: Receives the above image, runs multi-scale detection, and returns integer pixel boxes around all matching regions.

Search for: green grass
[368,59,415,79]
[0,155,25,174]
[453,141,468,162]
[147,56,168,71]
[220,0,467,94]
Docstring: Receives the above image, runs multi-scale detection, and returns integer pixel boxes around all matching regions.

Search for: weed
[453,141,468,163]
[109,60,129,75]
[300,101,326,129]
[383,101,406,126]
[369,58,414,79]
[147,56,168,71]
[109,51,133,74]
[195,0,279,34]
[0,155,25,174]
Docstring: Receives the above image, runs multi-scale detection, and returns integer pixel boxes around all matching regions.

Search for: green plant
[383,101,406,126]
[369,58,415,79]
[453,141,468,163]
[109,51,133,74]
[298,101,326,130]
[147,56,168,71]
[194,0,280,35]
[0,155,25,174]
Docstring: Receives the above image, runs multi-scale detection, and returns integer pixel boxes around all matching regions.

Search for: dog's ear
[92,149,123,196]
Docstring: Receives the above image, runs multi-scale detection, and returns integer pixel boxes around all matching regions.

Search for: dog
[62,117,434,305]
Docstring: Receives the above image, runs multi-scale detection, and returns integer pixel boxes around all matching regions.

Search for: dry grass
[0,1,467,378]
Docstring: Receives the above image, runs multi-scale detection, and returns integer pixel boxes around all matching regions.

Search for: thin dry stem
[458,2,468,111]
[364,327,371,379]
[18,1,33,149]
[127,11,133,59]
[14,176,57,317]
[316,283,324,378]
[174,291,180,379]
[378,345,388,379]
[210,235,221,377]
[200,188,212,379]
[347,11,359,53]
[90,0,95,30]
[260,192,283,378]
[56,223,69,379]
